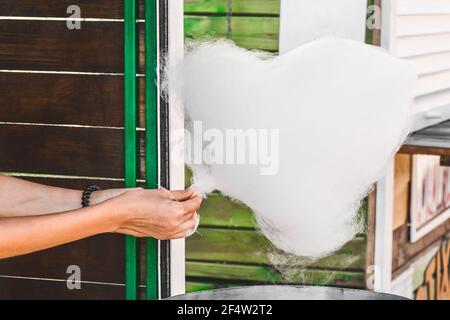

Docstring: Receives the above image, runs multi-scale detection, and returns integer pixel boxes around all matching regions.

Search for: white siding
[386,0,450,129]
[279,0,367,53]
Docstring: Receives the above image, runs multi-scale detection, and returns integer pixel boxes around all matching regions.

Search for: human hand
[106,188,202,240]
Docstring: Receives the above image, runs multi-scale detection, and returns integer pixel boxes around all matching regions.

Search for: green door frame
[124,0,160,300]
[145,0,159,301]
[124,0,138,301]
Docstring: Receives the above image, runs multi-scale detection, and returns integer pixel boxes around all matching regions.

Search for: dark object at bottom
[167,285,408,300]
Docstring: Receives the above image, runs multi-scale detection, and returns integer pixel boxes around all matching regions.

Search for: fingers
[168,214,199,239]
[168,188,194,201]
[180,195,203,213]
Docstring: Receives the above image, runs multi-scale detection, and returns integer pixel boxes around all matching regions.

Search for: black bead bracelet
[81,185,101,207]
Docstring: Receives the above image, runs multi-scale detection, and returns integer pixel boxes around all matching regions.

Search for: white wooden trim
[167,0,186,297]
[372,1,399,294]
[411,208,450,242]
[381,0,398,53]
[398,0,450,16]
[374,160,395,293]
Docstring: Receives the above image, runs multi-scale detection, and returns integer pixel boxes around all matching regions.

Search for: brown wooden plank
[0,124,125,178]
[12,176,125,191]
[0,276,124,300]
[0,0,145,19]
[0,20,123,73]
[0,73,123,126]
[0,73,146,128]
[365,190,376,289]
[441,155,450,167]
[393,154,412,230]
[0,234,125,284]
[399,145,450,156]
[392,220,450,275]
[372,0,382,46]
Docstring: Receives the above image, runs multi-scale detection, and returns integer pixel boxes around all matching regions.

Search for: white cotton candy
[167,38,417,258]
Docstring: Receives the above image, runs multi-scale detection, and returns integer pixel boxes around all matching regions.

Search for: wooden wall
[0,0,150,299]
[184,0,367,292]
[392,154,450,278]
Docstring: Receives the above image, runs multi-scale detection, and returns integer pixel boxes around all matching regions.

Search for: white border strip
[2,172,147,184]
[0,122,147,131]
[0,69,123,76]
[0,274,125,287]
[0,70,145,77]
[0,121,123,130]
[1,172,125,182]
[0,16,148,23]
[0,16,123,22]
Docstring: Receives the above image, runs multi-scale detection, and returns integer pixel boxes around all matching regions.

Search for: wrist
[89,190,104,206]
[90,189,131,206]
[99,195,132,233]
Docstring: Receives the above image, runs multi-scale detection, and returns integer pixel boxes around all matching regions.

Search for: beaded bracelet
[81,185,101,207]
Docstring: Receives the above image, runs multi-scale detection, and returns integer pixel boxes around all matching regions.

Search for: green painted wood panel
[186,281,222,292]
[198,194,256,228]
[186,262,365,288]
[184,16,279,51]
[185,15,228,39]
[186,281,243,292]
[231,17,279,51]
[186,228,366,270]
[185,0,280,15]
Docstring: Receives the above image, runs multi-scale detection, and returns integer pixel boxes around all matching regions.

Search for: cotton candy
[167,38,416,258]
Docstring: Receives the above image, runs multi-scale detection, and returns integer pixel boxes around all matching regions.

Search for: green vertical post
[124,0,138,300]
[145,0,160,300]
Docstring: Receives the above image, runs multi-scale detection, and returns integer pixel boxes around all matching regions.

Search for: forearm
[0,201,119,259]
[0,175,82,217]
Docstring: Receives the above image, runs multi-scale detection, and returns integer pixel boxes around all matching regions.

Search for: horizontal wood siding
[0,1,150,299]
[0,0,146,19]
[0,277,125,300]
[395,0,450,114]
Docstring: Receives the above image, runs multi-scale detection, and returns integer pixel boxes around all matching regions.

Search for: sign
[410,155,450,242]
[415,241,449,300]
